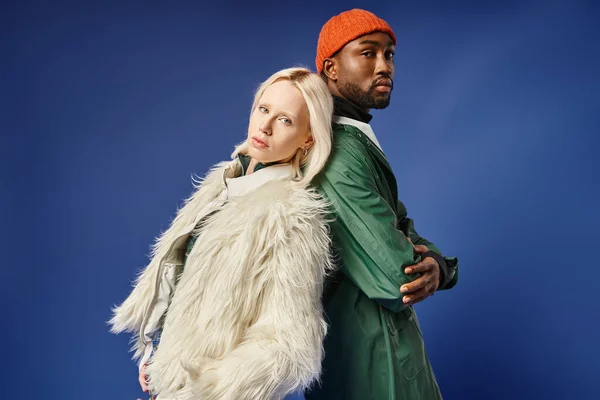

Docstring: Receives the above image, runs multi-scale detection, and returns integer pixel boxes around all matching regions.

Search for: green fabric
[237,154,279,174]
[307,123,458,400]
[397,200,458,290]
[185,232,199,262]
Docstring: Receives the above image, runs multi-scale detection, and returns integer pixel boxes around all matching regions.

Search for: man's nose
[375,54,393,77]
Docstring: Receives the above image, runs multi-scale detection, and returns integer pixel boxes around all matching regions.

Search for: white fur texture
[109,161,333,399]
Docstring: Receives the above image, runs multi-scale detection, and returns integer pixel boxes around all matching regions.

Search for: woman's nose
[259,119,272,135]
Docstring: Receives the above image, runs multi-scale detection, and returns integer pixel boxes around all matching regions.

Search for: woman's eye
[259,106,268,113]
[280,117,291,126]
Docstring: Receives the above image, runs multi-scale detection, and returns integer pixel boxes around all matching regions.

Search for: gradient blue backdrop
[3,1,599,399]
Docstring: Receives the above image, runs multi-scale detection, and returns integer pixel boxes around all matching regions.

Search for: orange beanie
[316,9,396,73]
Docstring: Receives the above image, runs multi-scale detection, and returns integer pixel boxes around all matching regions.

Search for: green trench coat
[306,121,459,400]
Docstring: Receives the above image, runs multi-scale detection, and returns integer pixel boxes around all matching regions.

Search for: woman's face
[246,80,313,164]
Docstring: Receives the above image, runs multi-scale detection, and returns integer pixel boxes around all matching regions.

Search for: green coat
[307,121,458,400]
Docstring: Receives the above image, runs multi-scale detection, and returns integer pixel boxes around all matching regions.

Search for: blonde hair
[231,67,333,188]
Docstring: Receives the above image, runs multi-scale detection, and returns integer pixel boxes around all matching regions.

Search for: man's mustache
[370,76,394,90]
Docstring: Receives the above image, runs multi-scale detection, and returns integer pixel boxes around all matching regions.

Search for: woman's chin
[246,151,270,164]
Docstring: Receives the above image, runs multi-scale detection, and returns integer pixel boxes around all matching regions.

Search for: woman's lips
[252,137,268,148]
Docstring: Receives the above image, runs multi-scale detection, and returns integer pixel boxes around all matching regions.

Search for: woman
[109,67,334,400]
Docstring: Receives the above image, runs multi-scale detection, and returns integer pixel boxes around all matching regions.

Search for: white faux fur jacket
[109,160,333,400]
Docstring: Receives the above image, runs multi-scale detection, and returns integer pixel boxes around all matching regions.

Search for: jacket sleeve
[316,134,419,313]
[190,192,331,400]
[108,162,230,362]
[396,200,459,290]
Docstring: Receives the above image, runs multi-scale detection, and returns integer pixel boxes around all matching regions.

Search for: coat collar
[333,115,384,153]
[222,160,295,199]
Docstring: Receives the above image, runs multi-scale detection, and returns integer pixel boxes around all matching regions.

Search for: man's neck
[332,95,373,124]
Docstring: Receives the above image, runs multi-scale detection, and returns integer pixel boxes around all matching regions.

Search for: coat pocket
[386,308,427,380]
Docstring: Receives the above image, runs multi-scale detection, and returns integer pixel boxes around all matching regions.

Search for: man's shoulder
[328,130,366,163]
[331,122,369,152]
[332,121,366,136]
[317,123,374,184]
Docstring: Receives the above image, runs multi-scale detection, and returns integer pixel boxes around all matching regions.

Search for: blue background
[3,1,599,399]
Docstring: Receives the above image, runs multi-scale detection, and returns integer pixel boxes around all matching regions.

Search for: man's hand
[400,243,440,306]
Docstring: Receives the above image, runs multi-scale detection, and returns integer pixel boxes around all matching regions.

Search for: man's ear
[323,58,338,82]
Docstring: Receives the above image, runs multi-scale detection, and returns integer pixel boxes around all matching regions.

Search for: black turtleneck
[333,95,373,123]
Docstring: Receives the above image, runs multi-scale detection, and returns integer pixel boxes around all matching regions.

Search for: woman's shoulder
[191,160,236,188]
[243,180,330,220]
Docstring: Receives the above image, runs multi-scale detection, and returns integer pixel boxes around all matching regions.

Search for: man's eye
[386,52,395,59]
[362,51,374,57]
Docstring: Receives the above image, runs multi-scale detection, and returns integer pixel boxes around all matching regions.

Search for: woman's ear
[303,134,314,149]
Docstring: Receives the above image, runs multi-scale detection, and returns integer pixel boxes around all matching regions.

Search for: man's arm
[316,133,419,313]
[396,200,459,290]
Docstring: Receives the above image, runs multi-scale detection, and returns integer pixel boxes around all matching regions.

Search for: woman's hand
[139,364,149,392]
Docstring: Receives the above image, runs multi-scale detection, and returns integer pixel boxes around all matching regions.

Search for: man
[306,9,459,400]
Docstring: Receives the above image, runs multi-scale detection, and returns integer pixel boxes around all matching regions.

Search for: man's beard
[343,81,392,109]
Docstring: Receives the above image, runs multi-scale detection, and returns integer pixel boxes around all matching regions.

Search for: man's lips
[375,79,393,88]
[373,79,393,93]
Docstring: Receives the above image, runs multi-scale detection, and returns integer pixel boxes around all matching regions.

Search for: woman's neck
[244,156,292,175]
[246,158,259,175]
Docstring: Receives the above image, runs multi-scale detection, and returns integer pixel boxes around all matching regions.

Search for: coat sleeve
[396,200,459,290]
[190,191,331,400]
[108,162,229,361]
[316,133,421,313]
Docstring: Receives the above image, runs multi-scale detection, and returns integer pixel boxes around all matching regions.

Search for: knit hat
[316,9,396,73]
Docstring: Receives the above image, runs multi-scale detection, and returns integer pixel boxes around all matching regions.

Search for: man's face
[329,32,395,110]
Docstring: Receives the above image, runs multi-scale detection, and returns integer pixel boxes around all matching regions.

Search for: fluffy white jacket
[109,160,333,400]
